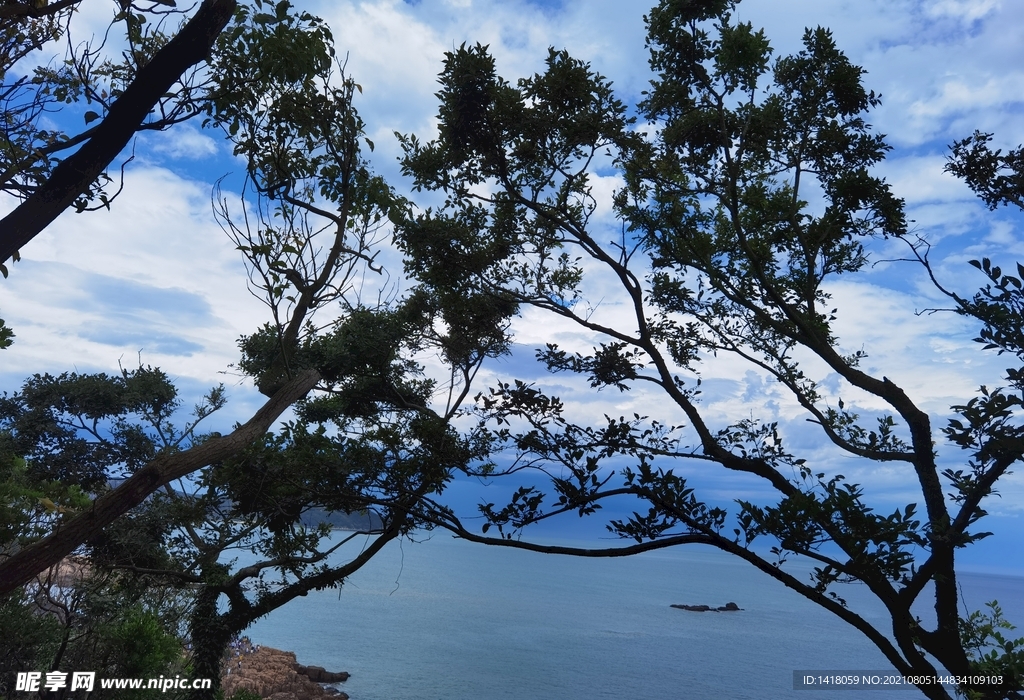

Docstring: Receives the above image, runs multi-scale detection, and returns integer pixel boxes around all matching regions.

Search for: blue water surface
[244,534,1024,700]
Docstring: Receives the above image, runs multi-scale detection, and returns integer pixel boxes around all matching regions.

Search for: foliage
[395,2,1024,699]
[940,116,1024,700]
[2,2,1022,700]
[0,574,190,700]
[0,355,454,698]
[0,0,356,595]
[209,0,401,397]
[0,1,95,203]
[947,131,1024,211]
[0,367,209,490]
[0,589,60,699]
[0,448,92,553]
[960,603,1024,700]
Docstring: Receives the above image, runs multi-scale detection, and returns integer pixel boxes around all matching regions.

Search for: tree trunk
[188,590,232,700]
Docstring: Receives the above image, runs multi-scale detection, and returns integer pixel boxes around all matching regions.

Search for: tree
[0,4,496,696]
[0,0,239,541]
[0,0,334,594]
[0,372,191,700]
[0,318,12,350]
[0,359,468,699]
[394,2,1024,698]
[0,0,328,582]
[0,365,317,596]
[0,562,189,700]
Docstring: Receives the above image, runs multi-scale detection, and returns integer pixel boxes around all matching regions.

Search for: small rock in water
[670,601,742,612]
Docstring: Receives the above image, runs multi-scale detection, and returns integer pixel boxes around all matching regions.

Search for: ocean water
[244,534,1024,700]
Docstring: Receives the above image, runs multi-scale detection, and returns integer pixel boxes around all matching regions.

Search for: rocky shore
[221,645,350,700]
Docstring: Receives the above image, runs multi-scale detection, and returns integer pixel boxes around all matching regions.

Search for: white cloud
[880,154,974,205]
[925,0,1001,23]
[823,280,1006,408]
[1,166,266,402]
[149,125,219,160]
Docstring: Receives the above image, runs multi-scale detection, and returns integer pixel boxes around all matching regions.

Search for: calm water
[244,535,1024,700]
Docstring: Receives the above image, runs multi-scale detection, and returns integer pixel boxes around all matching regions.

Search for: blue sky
[1,0,1023,572]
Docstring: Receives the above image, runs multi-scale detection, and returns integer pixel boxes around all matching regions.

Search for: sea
[243,534,1024,700]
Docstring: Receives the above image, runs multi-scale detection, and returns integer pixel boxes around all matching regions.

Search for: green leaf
[84,110,100,125]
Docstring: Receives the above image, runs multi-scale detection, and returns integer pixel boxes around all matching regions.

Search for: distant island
[300,507,383,531]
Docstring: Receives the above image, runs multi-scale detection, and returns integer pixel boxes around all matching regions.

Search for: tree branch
[0,0,238,265]
[0,0,80,20]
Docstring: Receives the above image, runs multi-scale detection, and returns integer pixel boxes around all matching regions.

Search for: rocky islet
[670,602,742,612]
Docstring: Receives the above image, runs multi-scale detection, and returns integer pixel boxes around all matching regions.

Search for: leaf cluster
[959,602,1024,699]
[0,367,184,488]
[946,131,1024,211]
